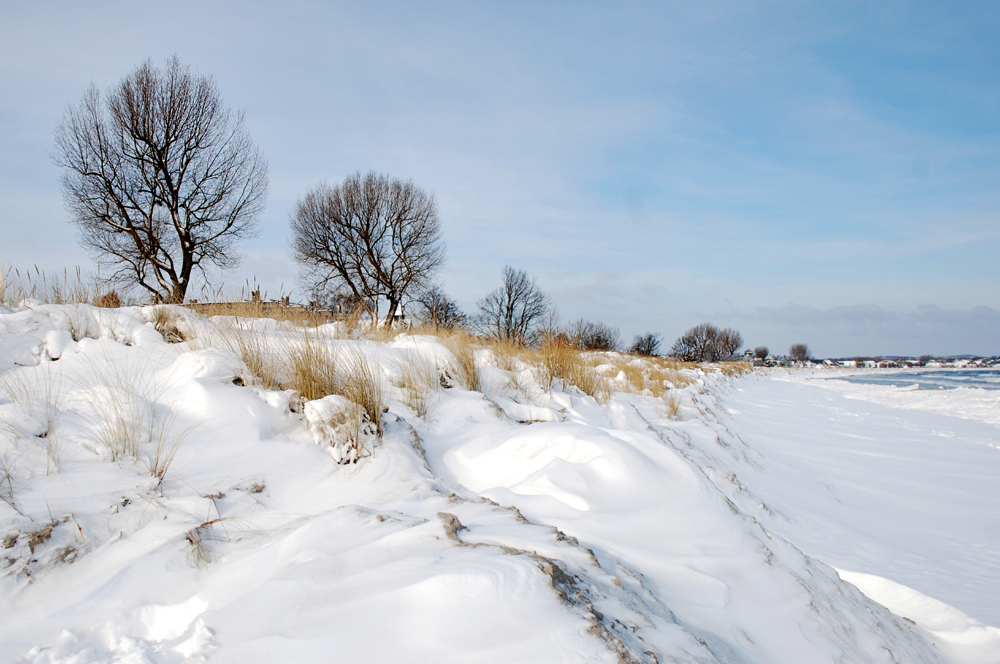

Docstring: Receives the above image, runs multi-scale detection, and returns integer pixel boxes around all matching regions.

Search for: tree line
[52,56,807,362]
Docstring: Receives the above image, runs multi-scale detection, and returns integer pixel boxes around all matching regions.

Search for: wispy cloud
[1,1,998,353]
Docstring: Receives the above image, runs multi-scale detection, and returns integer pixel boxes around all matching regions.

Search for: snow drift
[0,303,995,663]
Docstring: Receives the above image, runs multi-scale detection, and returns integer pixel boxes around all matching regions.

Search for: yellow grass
[662,393,682,420]
[443,336,482,392]
[397,349,439,417]
[714,361,752,376]
[283,327,341,401]
[0,266,92,307]
[340,350,386,435]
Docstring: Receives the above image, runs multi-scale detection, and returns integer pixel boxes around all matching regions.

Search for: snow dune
[0,304,996,663]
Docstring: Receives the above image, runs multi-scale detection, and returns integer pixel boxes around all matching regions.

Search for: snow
[0,303,997,663]
[787,369,1000,427]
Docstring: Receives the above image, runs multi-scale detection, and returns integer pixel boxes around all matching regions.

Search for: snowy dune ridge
[0,303,996,663]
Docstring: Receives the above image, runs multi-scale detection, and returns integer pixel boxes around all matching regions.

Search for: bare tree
[570,319,621,351]
[291,172,444,326]
[476,266,549,344]
[754,346,769,360]
[412,285,466,330]
[716,327,744,360]
[670,323,743,362]
[53,56,267,303]
[629,332,661,356]
[789,343,810,362]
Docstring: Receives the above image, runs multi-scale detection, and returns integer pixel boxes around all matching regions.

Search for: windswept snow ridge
[0,304,993,663]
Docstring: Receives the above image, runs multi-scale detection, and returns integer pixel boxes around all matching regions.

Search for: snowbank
[0,304,992,663]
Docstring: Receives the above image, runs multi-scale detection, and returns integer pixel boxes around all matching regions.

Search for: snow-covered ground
[0,304,997,663]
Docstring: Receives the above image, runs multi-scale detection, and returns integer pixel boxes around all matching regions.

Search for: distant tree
[629,332,661,356]
[716,327,744,360]
[754,346,769,360]
[53,56,268,303]
[475,266,549,344]
[918,354,933,366]
[291,171,445,326]
[789,343,810,362]
[670,323,743,362]
[411,285,466,330]
[569,319,621,351]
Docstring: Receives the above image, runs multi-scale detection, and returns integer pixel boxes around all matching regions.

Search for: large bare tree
[291,172,445,325]
[53,56,268,303]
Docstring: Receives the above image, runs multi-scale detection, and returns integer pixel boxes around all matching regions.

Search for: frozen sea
[838,368,1000,391]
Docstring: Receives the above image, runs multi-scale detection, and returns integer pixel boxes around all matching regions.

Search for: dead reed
[397,350,439,417]
[0,364,65,474]
[340,350,386,435]
[283,327,341,400]
[443,336,482,392]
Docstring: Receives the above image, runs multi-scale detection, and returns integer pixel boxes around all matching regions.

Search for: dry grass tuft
[92,290,121,308]
[340,351,386,435]
[571,363,611,403]
[533,340,575,389]
[186,518,228,566]
[397,350,439,417]
[0,265,97,307]
[0,365,65,474]
[528,340,611,403]
[488,339,524,372]
[149,306,186,343]
[80,354,196,483]
[283,328,340,400]
[145,414,197,485]
[715,361,752,376]
[443,336,482,392]
[206,318,281,389]
[662,393,682,420]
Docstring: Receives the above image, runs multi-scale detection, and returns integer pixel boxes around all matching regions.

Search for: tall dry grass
[533,341,611,403]
[715,361,752,376]
[283,328,341,400]
[0,266,92,307]
[397,350,439,417]
[278,331,385,435]
[601,355,698,396]
[661,393,682,420]
[443,336,482,392]
[340,351,386,435]
[80,353,195,483]
[0,364,66,474]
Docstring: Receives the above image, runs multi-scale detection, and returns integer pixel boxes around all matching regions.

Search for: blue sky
[1,1,998,357]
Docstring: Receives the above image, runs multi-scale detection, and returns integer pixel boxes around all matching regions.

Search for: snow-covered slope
[0,304,994,663]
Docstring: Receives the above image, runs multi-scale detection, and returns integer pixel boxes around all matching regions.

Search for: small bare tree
[629,332,661,356]
[789,343,810,362]
[412,285,466,330]
[570,319,621,351]
[716,327,743,360]
[754,346,769,360]
[670,323,743,362]
[291,172,445,326]
[476,266,549,344]
[53,56,267,303]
